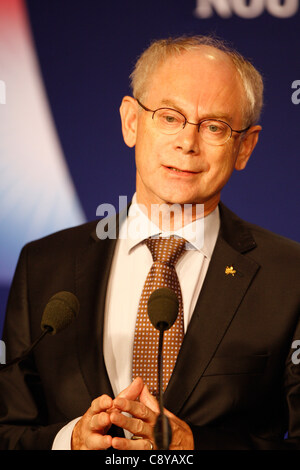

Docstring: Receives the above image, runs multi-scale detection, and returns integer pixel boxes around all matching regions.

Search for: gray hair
[130,35,264,127]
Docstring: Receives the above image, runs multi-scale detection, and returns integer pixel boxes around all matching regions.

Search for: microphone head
[41,291,79,335]
[147,287,179,331]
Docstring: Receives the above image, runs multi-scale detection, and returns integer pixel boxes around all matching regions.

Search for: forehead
[145,48,244,120]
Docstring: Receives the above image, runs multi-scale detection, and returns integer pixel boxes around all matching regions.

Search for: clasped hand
[71,377,194,450]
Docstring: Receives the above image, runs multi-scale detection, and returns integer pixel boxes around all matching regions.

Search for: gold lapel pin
[225,266,236,276]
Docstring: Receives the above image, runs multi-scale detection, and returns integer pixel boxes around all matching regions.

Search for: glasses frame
[136,99,250,145]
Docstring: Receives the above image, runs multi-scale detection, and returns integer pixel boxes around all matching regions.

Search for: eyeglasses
[136,99,250,146]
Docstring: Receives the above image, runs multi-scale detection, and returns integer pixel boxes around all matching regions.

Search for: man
[0,36,299,450]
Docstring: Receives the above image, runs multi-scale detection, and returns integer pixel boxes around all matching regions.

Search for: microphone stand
[154,325,172,450]
[0,326,52,371]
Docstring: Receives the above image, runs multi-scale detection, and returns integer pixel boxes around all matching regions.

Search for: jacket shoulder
[24,220,99,254]
[219,202,300,259]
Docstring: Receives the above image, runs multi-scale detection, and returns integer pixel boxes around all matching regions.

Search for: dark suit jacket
[0,203,300,450]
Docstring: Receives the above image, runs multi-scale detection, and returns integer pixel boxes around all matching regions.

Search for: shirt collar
[119,193,220,260]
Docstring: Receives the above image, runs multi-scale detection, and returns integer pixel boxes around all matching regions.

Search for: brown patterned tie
[132,236,186,396]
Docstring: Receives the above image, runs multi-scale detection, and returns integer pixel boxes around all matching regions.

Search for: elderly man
[1,36,299,450]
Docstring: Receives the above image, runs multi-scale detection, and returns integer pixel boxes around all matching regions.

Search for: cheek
[205,146,238,180]
[135,142,158,181]
[135,129,166,169]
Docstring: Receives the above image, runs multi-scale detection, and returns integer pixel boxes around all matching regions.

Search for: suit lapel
[74,222,118,401]
[164,203,261,414]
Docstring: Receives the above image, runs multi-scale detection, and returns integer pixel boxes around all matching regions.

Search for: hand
[71,378,147,450]
[141,382,194,450]
[71,394,114,450]
[109,377,158,450]
[111,378,194,450]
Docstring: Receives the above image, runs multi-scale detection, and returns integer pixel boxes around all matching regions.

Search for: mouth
[164,165,199,174]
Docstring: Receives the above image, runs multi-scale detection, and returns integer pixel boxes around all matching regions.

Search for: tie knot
[145,236,186,266]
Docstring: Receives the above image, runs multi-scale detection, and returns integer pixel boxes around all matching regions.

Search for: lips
[165,165,198,174]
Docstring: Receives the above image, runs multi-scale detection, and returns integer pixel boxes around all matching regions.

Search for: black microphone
[0,291,79,371]
[147,287,179,450]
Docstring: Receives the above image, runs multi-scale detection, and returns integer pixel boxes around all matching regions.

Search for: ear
[235,125,262,171]
[119,96,138,148]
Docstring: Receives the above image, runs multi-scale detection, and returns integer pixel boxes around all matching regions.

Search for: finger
[90,394,113,415]
[90,411,111,431]
[72,411,113,450]
[113,396,156,423]
[151,407,194,450]
[117,377,144,401]
[111,436,154,451]
[85,432,113,450]
[109,409,152,438]
[139,384,160,413]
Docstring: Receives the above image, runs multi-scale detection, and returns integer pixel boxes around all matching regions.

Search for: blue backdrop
[0,0,299,336]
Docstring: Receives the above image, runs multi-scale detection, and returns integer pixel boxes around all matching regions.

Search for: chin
[164,189,203,204]
[161,196,200,206]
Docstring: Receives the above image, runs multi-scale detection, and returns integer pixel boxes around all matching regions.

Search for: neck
[135,195,220,231]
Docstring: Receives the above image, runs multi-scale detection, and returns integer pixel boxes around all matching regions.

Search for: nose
[174,122,200,155]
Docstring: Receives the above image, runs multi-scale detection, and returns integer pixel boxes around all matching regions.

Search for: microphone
[0,291,79,371]
[147,287,179,450]
[148,287,179,331]
[40,291,79,335]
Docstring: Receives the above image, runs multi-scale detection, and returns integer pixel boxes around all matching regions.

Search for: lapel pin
[225,265,236,276]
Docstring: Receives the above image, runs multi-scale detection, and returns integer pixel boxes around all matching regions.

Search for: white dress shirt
[52,195,220,449]
[103,196,220,398]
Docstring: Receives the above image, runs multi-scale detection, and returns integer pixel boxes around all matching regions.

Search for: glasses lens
[200,120,231,145]
[153,108,185,134]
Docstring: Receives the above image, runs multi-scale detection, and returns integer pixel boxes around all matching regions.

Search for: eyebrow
[159,99,233,124]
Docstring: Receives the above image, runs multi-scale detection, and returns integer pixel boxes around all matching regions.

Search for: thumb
[139,384,160,413]
[117,377,144,401]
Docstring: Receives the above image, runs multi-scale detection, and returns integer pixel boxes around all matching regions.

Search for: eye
[164,115,177,123]
[160,112,182,124]
[202,120,228,135]
[208,124,220,133]
[156,109,184,127]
